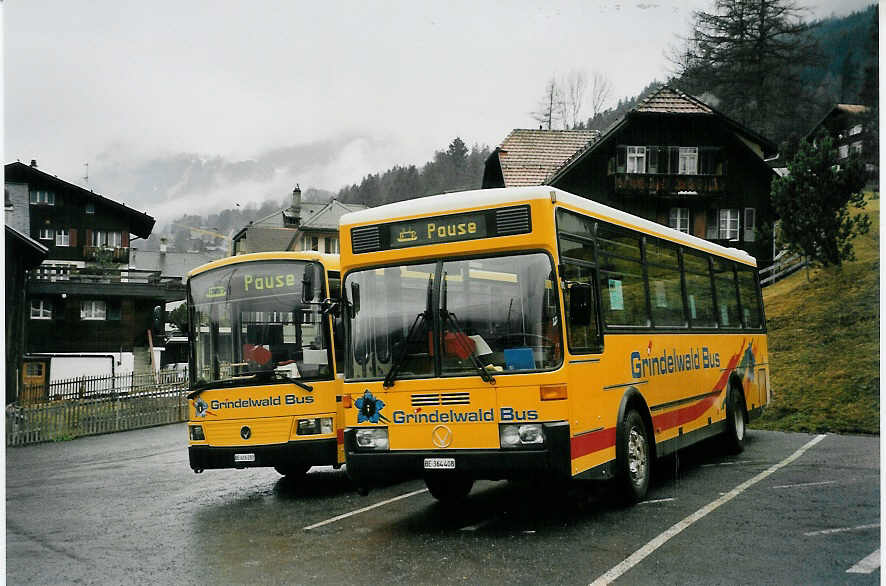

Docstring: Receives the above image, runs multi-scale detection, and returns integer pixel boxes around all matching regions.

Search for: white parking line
[804,523,880,537]
[589,434,827,586]
[303,488,429,530]
[460,519,495,531]
[700,460,754,467]
[846,549,880,574]
[772,480,837,490]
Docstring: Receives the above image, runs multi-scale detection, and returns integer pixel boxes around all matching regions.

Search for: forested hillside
[161,5,876,246]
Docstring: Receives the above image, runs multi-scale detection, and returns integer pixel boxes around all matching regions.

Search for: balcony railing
[29,266,184,288]
[610,173,726,196]
[83,245,130,263]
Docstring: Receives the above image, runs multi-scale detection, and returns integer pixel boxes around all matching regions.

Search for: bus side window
[562,262,602,353]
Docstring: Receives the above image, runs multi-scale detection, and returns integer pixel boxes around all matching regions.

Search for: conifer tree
[770,133,869,268]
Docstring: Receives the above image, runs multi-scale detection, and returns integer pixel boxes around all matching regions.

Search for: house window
[627,146,646,173]
[81,300,107,320]
[679,147,698,175]
[851,141,863,155]
[744,208,756,242]
[29,190,55,205]
[55,228,70,247]
[719,209,740,241]
[86,202,95,214]
[849,124,862,136]
[669,208,690,233]
[30,299,52,319]
[839,144,849,159]
[301,236,310,251]
[92,230,123,248]
[38,228,54,240]
[310,236,319,251]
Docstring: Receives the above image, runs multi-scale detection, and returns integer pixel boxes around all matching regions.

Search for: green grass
[753,195,879,434]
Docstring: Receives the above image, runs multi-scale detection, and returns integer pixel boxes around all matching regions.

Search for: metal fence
[760,251,807,287]
[6,370,189,447]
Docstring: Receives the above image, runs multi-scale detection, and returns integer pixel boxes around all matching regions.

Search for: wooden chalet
[483,86,779,263]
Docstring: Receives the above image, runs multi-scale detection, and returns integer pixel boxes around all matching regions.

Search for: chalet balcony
[28,266,185,301]
[83,245,130,264]
[610,173,726,197]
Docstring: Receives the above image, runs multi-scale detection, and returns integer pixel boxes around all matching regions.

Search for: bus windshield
[345,252,562,381]
[188,260,332,388]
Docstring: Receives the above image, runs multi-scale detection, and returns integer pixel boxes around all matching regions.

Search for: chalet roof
[492,129,600,187]
[805,103,870,140]
[633,86,714,114]
[834,104,869,115]
[4,161,155,238]
[5,224,48,268]
[298,199,366,231]
[548,85,778,184]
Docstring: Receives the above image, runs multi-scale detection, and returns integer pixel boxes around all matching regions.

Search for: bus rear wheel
[615,409,651,504]
[724,388,747,454]
[274,464,310,478]
[424,473,473,504]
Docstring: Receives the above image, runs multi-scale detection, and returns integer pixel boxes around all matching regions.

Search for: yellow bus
[186,252,345,479]
[339,186,769,502]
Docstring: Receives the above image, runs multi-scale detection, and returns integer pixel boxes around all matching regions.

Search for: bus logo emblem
[431,425,453,448]
[240,426,251,440]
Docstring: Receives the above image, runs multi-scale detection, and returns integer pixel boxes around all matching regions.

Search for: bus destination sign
[389,211,488,249]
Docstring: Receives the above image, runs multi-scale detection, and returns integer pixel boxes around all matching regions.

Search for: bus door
[560,260,605,452]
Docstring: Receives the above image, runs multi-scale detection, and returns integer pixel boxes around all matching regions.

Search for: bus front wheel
[724,388,747,454]
[615,409,651,504]
[424,473,473,504]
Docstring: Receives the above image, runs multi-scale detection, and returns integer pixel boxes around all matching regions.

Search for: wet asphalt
[6,424,880,584]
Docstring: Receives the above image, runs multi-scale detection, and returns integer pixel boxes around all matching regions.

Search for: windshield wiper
[187,370,313,399]
[383,275,433,388]
[440,272,495,385]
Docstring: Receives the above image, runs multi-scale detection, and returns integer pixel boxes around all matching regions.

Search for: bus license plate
[424,457,455,470]
[234,453,255,463]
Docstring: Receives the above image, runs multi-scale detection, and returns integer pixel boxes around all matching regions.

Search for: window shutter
[743,208,756,242]
[616,146,626,172]
[705,209,718,239]
[70,228,77,247]
[85,229,93,248]
[122,232,129,247]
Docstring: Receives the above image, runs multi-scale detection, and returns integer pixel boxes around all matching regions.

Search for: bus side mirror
[350,282,361,317]
[302,264,317,303]
[568,283,591,325]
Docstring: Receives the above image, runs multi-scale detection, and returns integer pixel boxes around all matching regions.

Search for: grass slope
[753,196,879,434]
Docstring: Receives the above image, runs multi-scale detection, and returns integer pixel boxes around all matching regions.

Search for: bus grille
[411,392,470,407]
[495,206,531,236]
[351,225,381,253]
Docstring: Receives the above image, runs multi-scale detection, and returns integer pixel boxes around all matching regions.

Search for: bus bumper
[189,437,338,471]
[344,422,571,486]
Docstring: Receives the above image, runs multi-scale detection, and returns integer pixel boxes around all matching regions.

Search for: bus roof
[187,251,340,279]
[339,186,756,265]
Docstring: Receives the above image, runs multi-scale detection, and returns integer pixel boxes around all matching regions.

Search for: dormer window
[29,190,55,205]
[849,124,862,136]
[86,202,95,214]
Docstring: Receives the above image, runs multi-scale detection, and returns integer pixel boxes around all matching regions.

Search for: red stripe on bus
[570,427,616,460]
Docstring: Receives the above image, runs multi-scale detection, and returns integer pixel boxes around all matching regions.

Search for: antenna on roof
[83,162,89,186]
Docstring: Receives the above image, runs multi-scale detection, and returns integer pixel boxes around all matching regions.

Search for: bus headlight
[297,417,335,436]
[189,425,205,441]
[355,427,389,450]
[499,423,544,448]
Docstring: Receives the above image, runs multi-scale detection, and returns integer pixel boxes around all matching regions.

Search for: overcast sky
[3,0,876,221]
